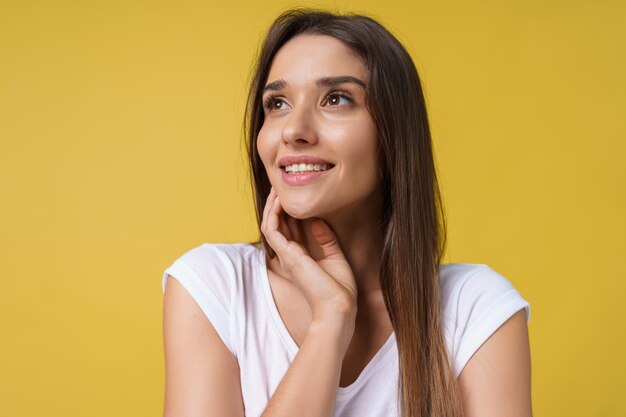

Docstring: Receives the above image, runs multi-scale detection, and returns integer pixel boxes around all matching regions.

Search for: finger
[266,195,284,240]
[278,209,293,241]
[310,218,345,260]
[261,190,296,269]
[265,195,291,253]
[267,197,316,271]
[264,199,341,295]
[260,188,272,231]
[286,214,301,243]
[261,187,276,234]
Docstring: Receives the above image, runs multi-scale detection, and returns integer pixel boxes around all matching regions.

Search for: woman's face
[257,34,380,220]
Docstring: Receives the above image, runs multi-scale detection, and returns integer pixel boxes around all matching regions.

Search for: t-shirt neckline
[254,244,397,396]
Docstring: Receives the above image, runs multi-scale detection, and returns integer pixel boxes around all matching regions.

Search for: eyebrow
[262,76,367,94]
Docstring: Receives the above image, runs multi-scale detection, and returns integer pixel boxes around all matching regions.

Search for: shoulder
[161,242,262,293]
[161,242,262,358]
[457,307,532,416]
[164,242,259,271]
[439,263,519,300]
[439,263,530,322]
[162,246,247,416]
[438,263,531,378]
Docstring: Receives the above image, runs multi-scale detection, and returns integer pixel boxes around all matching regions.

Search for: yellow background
[1,0,624,415]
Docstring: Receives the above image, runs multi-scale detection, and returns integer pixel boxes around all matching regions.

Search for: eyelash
[263,91,354,111]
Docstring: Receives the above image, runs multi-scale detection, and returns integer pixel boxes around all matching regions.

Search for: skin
[458,309,533,417]
[257,34,394,387]
[256,33,533,412]
[257,34,386,297]
[162,33,532,417]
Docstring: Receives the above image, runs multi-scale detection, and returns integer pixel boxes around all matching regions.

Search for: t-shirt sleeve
[441,264,531,379]
[162,244,238,358]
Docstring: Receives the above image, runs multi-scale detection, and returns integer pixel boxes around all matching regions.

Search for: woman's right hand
[261,187,358,324]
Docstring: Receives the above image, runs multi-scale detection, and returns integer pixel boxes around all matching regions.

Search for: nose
[280,103,318,146]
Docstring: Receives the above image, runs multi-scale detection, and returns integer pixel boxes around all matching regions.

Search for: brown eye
[323,91,353,106]
[263,96,288,111]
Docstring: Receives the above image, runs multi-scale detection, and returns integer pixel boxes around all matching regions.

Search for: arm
[163,276,245,417]
[457,309,532,417]
[258,187,358,416]
[261,314,355,417]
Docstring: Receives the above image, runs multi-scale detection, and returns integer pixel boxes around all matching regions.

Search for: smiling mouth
[281,163,336,174]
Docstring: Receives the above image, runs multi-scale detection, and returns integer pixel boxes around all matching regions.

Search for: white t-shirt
[162,242,531,417]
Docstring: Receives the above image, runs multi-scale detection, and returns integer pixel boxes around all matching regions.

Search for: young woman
[162,9,532,417]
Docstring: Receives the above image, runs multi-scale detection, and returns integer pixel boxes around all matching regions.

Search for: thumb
[310,218,344,259]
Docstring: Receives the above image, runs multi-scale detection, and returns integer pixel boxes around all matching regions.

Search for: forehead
[266,34,368,83]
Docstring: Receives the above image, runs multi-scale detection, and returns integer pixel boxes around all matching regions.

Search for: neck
[305,187,386,297]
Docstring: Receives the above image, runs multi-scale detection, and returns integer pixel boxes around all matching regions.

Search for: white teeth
[284,163,331,173]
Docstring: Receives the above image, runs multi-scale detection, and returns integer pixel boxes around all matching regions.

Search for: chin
[281,193,334,219]
[282,202,318,220]
[275,186,336,220]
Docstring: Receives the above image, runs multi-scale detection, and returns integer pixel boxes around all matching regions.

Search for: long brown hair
[243,8,463,417]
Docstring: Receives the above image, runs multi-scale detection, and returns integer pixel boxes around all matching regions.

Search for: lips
[281,168,330,186]
[277,154,335,169]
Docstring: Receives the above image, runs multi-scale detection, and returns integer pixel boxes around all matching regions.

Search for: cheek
[353,143,379,197]
[341,122,379,178]
[256,127,273,168]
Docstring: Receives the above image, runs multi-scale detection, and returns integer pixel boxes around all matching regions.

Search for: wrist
[308,314,356,351]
